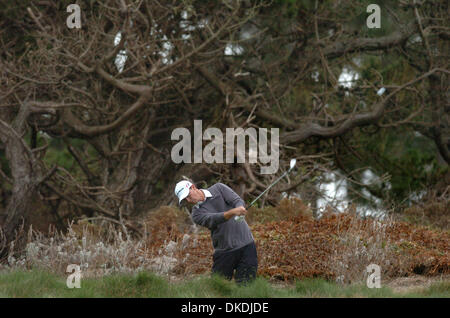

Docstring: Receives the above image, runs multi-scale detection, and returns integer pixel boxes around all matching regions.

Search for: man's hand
[224,206,247,220]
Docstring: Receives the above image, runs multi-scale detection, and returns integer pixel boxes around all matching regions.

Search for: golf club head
[377,87,386,96]
[289,158,297,171]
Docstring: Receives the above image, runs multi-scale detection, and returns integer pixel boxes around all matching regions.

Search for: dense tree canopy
[0,0,448,251]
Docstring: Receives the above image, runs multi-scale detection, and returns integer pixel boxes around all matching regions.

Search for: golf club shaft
[249,170,289,208]
[235,169,292,221]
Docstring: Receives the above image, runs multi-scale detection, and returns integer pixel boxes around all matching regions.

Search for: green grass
[403,281,450,298]
[0,269,448,298]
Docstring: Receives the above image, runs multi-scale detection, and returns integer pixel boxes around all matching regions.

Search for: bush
[2,199,448,286]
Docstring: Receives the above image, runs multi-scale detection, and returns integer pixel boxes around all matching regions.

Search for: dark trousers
[212,242,258,284]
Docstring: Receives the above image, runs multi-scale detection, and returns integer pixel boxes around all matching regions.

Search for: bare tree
[0,0,448,253]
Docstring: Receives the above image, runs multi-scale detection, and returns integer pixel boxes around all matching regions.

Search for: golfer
[174,180,257,284]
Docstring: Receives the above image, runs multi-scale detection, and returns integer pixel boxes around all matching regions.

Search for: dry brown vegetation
[402,189,450,231]
[4,198,447,286]
[174,199,449,282]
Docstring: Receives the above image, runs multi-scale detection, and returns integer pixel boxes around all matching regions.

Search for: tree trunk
[0,104,42,257]
[429,75,450,165]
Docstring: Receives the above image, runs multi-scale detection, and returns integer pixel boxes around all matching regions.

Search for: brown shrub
[150,200,449,283]
[2,199,448,284]
[246,198,313,224]
[402,194,450,231]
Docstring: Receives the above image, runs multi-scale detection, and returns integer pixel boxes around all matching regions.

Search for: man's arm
[191,208,226,229]
[223,206,247,220]
[192,206,247,228]
[217,183,245,208]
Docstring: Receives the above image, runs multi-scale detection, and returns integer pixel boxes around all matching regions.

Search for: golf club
[235,158,297,221]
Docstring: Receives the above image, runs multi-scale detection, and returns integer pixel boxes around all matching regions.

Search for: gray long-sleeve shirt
[191,183,254,253]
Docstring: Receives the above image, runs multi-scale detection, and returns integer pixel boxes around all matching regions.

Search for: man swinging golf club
[174,181,257,284]
[174,159,297,284]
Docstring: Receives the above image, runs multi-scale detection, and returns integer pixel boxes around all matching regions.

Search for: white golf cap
[174,180,193,204]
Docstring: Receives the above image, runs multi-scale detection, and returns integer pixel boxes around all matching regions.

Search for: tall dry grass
[326,210,413,284]
[2,221,151,277]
